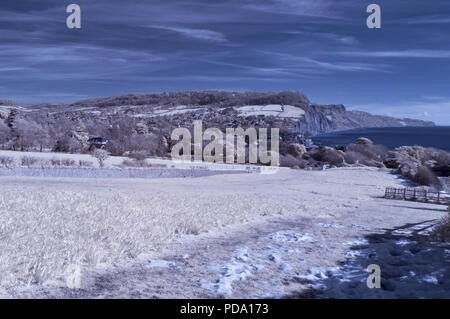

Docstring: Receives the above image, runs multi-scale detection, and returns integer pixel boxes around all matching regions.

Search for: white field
[0,149,123,168]
[234,104,305,118]
[0,150,265,172]
[127,103,306,119]
[0,165,448,298]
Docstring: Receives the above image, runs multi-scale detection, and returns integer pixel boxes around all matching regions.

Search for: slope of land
[1,91,434,139]
[0,167,447,298]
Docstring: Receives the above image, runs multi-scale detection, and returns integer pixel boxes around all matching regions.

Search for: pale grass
[0,189,290,288]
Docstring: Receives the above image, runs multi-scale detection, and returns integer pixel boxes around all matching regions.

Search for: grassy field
[0,185,297,288]
[0,166,447,296]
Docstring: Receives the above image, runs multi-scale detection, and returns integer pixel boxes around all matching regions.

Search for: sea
[311,126,450,152]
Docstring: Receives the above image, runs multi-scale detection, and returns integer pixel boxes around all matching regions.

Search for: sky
[0,0,449,124]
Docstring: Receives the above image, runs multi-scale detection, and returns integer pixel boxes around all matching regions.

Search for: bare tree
[0,120,11,150]
[34,125,51,152]
[13,119,43,151]
[93,149,109,167]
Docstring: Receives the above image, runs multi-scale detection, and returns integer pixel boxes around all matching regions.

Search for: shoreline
[311,126,450,152]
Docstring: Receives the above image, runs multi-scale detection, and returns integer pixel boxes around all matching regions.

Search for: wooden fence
[384,187,449,205]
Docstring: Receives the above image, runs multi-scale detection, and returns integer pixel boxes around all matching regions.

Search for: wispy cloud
[149,25,228,43]
[339,50,450,59]
[285,31,358,45]
[349,98,450,125]
[0,67,30,72]
[240,0,338,18]
[257,51,391,74]
[393,15,450,25]
[299,57,391,73]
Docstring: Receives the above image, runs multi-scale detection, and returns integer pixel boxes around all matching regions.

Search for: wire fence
[384,187,449,205]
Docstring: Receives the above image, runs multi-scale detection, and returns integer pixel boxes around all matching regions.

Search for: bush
[50,157,61,166]
[79,160,94,167]
[61,158,76,167]
[21,156,39,167]
[343,151,365,165]
[0,156,15,167]
[128,151,147,161]
[286,143,307,158]
[430,210,450,242]
[322,151,344,166]
[360,159,385,168]
[39,159,51,167]
[121,159,150,168]
[120,159,166,169]
[413,166,441,189]
[279,154,307,169]
[121,159,140,168]
[347,143,388,161]
[93,149,110,167]
[311,147,344,167]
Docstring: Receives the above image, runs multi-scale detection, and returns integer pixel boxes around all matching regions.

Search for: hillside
[6,91,434,135]
[0,91,435,159]
[68,91,435,135]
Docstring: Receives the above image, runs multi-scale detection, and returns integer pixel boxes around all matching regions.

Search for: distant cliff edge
[2,91,435,137]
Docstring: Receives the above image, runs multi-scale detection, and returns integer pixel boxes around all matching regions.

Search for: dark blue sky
[1,0,449,124]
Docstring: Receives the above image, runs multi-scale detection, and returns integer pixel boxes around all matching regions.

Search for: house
[88,137,109,150]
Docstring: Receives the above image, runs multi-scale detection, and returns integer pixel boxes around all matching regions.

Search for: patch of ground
[0,167,447,298]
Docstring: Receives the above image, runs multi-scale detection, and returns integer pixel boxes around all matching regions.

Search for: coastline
[311,126,450,151]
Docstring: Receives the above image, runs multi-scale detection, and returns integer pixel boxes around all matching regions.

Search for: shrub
[79,160,94,167]
[21,156,39,167]
[360,159,385,168]
[347,143,388,161]
[430,210,450,242]
[39,159,51,167]
[93,149,110,167]
[431,149,450,166]
[120,158,167,169]
[413,166,441,189]
[121,159,149,168]
[61,158,76,167]
[311,148,344,167]
[286,143,307,158]
[128,151,147,161]
[343,151,365,165]
[0,156,15,167]
[121,159,140,168]
[323,152,344,166]
[279,154,307,169]
[50,157,61,166]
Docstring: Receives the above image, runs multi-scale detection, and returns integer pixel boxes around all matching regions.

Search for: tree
[34,125,51,152]
[6,109,19,128]
[0,120,11,150]
[107,118,136,155]
[13,119,42,151]
[93,149,109,167]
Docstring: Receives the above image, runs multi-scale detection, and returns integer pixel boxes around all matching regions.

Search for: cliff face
[296,103,434,136]
[16,91,435,137]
